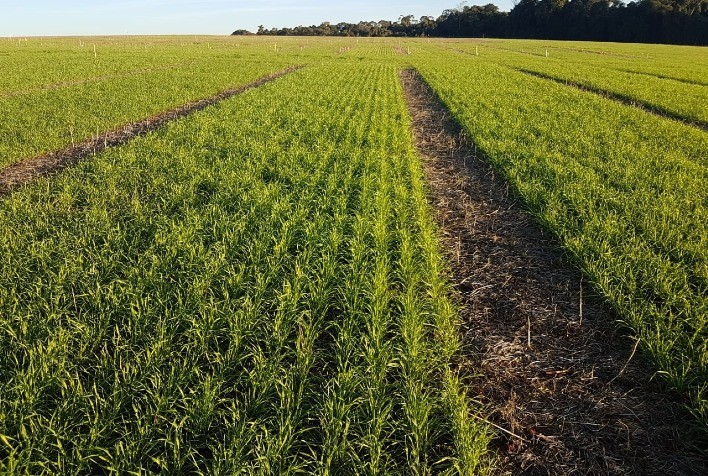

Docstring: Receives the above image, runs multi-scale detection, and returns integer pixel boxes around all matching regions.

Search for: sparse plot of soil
[0,66,301,196]
[400,69,707,475]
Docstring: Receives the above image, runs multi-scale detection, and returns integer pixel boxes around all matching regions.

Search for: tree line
[232,0,708,45]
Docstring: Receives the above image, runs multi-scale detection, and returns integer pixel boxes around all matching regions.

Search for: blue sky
[0,1,514,36]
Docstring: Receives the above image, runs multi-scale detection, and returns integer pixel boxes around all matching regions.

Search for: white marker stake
[93,44,97,58]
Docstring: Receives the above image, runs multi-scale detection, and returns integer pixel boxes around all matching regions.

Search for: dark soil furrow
[0,66,301,195]
[400,68,706,475]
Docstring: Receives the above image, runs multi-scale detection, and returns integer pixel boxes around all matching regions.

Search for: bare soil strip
[400,69,707,475]
[0,66,301,195]
[516,68,708,131]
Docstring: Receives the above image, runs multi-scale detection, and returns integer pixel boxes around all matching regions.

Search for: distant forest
[232,0,708,45]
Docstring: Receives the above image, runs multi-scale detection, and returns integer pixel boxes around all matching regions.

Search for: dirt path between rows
[400,69,706,475]
[0,66,301,196]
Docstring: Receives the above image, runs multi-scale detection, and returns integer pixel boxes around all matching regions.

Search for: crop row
[0,61,490,474]
[474,39,708,86]
[0,36,386,97]
[448,43,708,127]
[0,37,301,94]
[412,48,708,423]
[0,53,292,169]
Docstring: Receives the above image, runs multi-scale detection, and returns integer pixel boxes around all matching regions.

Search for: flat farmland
[0,36,705,474]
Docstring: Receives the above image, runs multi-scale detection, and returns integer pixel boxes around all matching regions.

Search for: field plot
[450,44,707,128]
[0,37,187,94]
[0,67,300,195]
[0,37,298,168]
[0,61,489,474]
[412,45,707,425]
[0,36,706,473]
[468,38,708,86]
[400,67,705,475]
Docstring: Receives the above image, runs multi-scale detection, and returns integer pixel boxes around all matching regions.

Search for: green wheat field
[0,36,705,473]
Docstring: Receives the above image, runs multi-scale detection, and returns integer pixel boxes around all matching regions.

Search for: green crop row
[0,53,292,169]
[0,36,407,171]
[472,39,708,86]
[449,42,708,127]
[0,61,490,474]
[0,36,300,94]
[1,41,183,95]
[0,36,376,96]
[412,48,708,424]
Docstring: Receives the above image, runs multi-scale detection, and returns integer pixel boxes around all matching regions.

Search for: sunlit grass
[0,61,491,474]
